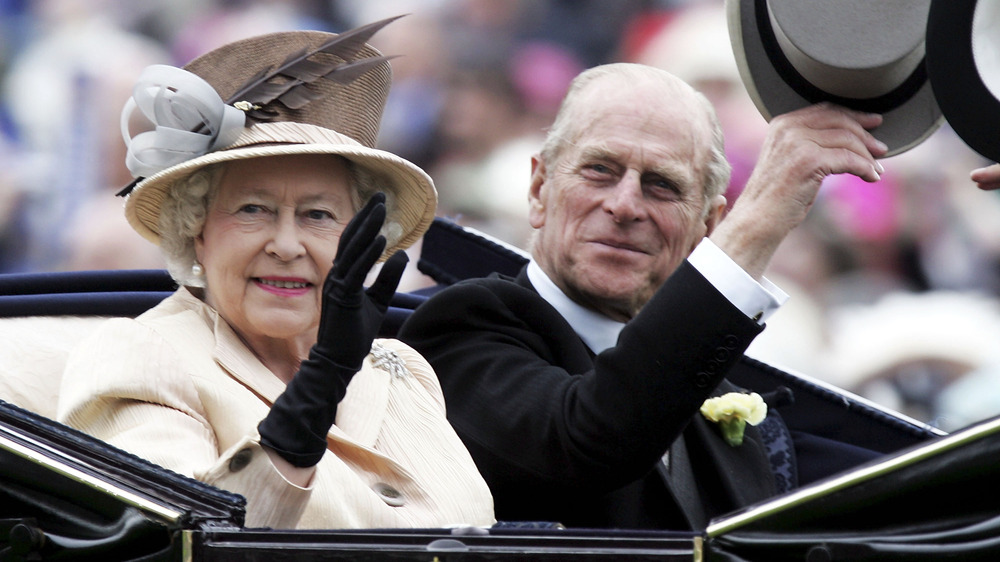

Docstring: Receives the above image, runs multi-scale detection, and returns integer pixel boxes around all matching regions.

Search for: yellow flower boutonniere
[700,392,767,447]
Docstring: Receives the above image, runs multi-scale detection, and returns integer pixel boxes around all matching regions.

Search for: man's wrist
[688,239,788,324]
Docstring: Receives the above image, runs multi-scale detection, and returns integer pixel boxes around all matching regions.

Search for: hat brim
[926,0,1000,163]
[125,140,437,258]
[727,0,944,157]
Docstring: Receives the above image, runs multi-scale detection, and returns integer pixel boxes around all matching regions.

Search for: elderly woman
[57,21,494,529]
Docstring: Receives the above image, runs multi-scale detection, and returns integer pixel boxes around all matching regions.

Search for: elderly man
[399,63,885,529]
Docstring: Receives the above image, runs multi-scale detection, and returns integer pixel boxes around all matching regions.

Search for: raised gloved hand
[259,192,408,467]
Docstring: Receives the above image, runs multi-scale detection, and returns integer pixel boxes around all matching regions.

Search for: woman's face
[195,154,357,349]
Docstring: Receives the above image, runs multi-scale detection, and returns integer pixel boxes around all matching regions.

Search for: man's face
[529,77,724,321]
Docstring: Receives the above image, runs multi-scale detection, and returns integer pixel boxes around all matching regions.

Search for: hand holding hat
[710,103,888,279]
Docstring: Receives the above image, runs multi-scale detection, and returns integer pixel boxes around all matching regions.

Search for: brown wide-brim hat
[122,22,436,257]
[727,0,944,157]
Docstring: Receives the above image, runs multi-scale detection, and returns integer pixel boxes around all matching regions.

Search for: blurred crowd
[3,0,1000,429]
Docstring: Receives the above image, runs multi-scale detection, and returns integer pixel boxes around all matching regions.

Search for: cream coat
[57,288,494,529]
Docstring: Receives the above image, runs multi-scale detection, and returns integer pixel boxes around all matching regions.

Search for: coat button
[695,373,711,388]
[723,335,739,348]
[229,448,253,472]
[374,483,406,507]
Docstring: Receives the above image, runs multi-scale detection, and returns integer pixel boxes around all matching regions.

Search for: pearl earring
[191,262,204,278]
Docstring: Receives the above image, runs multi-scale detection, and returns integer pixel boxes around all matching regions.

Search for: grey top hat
[727,0,944,157]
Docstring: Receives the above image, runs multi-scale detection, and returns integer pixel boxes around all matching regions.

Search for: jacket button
[695,373,711,388]
[374,483,406,507]
[229,448,253,472]
[723,335,739,348]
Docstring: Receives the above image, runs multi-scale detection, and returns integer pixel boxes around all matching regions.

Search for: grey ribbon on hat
[120,64,246,179]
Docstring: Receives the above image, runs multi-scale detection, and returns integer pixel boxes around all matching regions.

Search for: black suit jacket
[399,261,782,529]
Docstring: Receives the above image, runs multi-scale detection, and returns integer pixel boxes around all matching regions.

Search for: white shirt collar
[526,259,626,354]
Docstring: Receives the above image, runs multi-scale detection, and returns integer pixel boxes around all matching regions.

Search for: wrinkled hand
[710,103,888,279]
[259,192,409,468]
[314,192,409,370]
[971,163,1000,191]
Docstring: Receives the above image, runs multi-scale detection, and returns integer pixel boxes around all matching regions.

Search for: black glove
[258,192,409,467]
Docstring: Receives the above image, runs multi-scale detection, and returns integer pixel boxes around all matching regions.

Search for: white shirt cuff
[687,238,788,324]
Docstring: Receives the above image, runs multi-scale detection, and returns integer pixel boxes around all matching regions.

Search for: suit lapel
[682,380,778,518]
[657,433,709,529]
[657,381,779,528]
[687,414,776,509]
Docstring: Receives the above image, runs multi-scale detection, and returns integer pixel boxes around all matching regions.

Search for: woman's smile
[254,276,313,296]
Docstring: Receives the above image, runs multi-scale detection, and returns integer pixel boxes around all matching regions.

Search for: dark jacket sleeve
[398,261,764,502]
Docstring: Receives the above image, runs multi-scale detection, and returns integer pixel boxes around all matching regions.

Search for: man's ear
[703,194,728,236]
[528,154,548,229]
